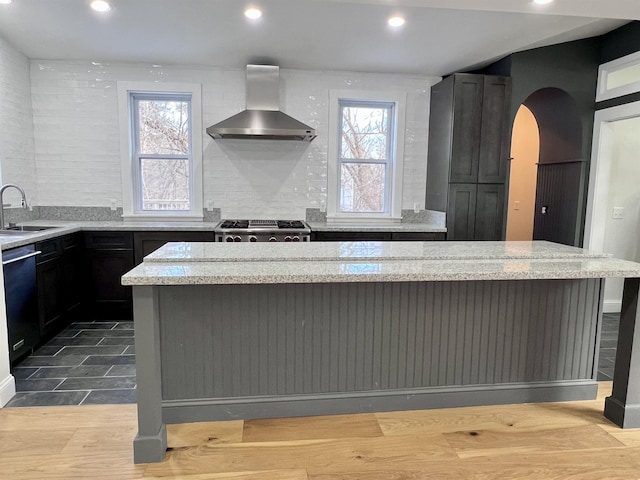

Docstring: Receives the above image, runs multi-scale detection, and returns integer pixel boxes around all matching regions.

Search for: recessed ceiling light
[388,16,405,28]
[244,7,262,20]
[533,0,554,4]
[0,0,14,5]
[90,0,112,13]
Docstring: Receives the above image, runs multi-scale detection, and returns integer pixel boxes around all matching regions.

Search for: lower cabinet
[84,231,135,321]
[446,183,505,240]
[313,231,445,241]
[36,233,84,337]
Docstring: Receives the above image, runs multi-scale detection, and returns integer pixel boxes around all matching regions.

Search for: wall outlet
[207,199,214,211]
[109,199,117,211]
[613,206,624,219]
[514,201,520,211]
[413,202,420,213]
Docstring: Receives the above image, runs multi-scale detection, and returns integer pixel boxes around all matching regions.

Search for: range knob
[292,236,300,242]
[225,236,234,242]
[284,236,292,242]
[249,236,258,242]
[268,236,278,242]
[233,236,242,242]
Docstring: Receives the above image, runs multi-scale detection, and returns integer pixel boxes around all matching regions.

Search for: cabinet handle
[2,250,42,266]
[12,339,25,351]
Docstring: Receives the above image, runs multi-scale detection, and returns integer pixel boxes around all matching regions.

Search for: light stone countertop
[1,219,444,250]
[143,240,611,263]
[0,220,219,250]
[122,241,640,285]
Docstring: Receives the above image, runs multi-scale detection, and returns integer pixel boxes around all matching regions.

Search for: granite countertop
[0,220,219,250]
[143,240,611,263]
[122,240,640,286]
[0,219,446,250]
[307,221,446,232]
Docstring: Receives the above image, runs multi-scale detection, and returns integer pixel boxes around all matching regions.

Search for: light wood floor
[2,382,640,479]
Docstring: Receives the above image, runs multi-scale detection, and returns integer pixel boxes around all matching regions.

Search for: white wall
[0,37,36,207]
[30,61,439,218]
[602,116,640,310]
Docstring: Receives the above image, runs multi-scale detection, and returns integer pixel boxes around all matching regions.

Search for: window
[118,83,203,220]
[327,91,406,221]
[596,50,640,102]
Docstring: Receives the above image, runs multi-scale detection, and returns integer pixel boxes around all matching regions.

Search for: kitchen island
[122,241,640,463]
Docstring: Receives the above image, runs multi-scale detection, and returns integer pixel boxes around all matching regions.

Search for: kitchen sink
[0,226,57,235]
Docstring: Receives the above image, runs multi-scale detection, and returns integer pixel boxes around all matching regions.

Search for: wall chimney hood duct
[206,65,317,142]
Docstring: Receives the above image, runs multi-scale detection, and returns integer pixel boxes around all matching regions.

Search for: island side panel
[605,277,640,428]
[132,285,167,464]
[155,279,601,421]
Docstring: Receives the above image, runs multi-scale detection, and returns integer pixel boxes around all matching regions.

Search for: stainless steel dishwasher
[2,245,40,362]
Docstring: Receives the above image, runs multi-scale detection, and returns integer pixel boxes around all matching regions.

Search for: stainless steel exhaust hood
[206,65,317,142]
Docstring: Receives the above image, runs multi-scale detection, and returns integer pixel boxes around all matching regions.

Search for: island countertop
[121,240,640,285]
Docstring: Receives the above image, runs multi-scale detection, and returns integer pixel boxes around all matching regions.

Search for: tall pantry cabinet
[425,74,512,240]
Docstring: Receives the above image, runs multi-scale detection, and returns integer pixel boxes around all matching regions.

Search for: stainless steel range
[215,219,311,242]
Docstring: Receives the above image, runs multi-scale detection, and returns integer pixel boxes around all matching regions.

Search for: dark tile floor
[6,319,136,407]
[5,313,621,407]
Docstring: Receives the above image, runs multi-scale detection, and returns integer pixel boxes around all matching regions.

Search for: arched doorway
[506,88,585,245]
[506,105,539,240]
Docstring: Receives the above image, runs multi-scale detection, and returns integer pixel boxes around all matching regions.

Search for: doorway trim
[584,100,640,312]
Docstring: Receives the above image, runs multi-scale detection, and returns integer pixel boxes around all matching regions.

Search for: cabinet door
[447,184,477,240]
[60,244,84,318]
[37,257,63,336]
[450,75,483,183]
[474,184,505,241]
[85,249,134,320]
[478,76,511,184]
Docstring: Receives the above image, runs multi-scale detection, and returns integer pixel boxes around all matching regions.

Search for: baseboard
[162,380,598,424]
[604,300,622,314]
[0,374,16,407]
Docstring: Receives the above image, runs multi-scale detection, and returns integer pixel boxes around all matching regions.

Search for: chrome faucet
[0,184,28,229]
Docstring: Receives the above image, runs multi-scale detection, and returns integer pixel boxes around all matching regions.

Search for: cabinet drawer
[85,231,133,249]
[35,238,61,263]
[314,231,392,242]
[391,232,445,241]
[61,233,81,251]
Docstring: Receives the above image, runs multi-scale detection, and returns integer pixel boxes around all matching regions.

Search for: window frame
[596,50,640,102]
[118,82,203,221]
[327,90,406,222]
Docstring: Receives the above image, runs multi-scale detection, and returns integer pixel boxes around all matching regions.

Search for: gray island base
[121,241,640,464]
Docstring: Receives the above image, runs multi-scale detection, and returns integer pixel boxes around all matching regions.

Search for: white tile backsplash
[0,37,36,207]
[24,60,440,217]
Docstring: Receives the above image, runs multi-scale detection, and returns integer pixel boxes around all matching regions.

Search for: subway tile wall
[0,37,37,208]
[24,60,439,218]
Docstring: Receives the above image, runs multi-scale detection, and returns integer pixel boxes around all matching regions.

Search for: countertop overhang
[121,240,640,285]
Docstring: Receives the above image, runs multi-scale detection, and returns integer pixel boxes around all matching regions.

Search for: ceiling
[0,0,636,76]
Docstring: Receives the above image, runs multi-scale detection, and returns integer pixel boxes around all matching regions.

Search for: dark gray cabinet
[36,233,84,337]
[312,231,445,241]
[426,73,511,240]
[84,231,134,320]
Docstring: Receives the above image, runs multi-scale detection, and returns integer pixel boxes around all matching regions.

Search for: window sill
[122,213,204,222]
[326,215,403,224]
